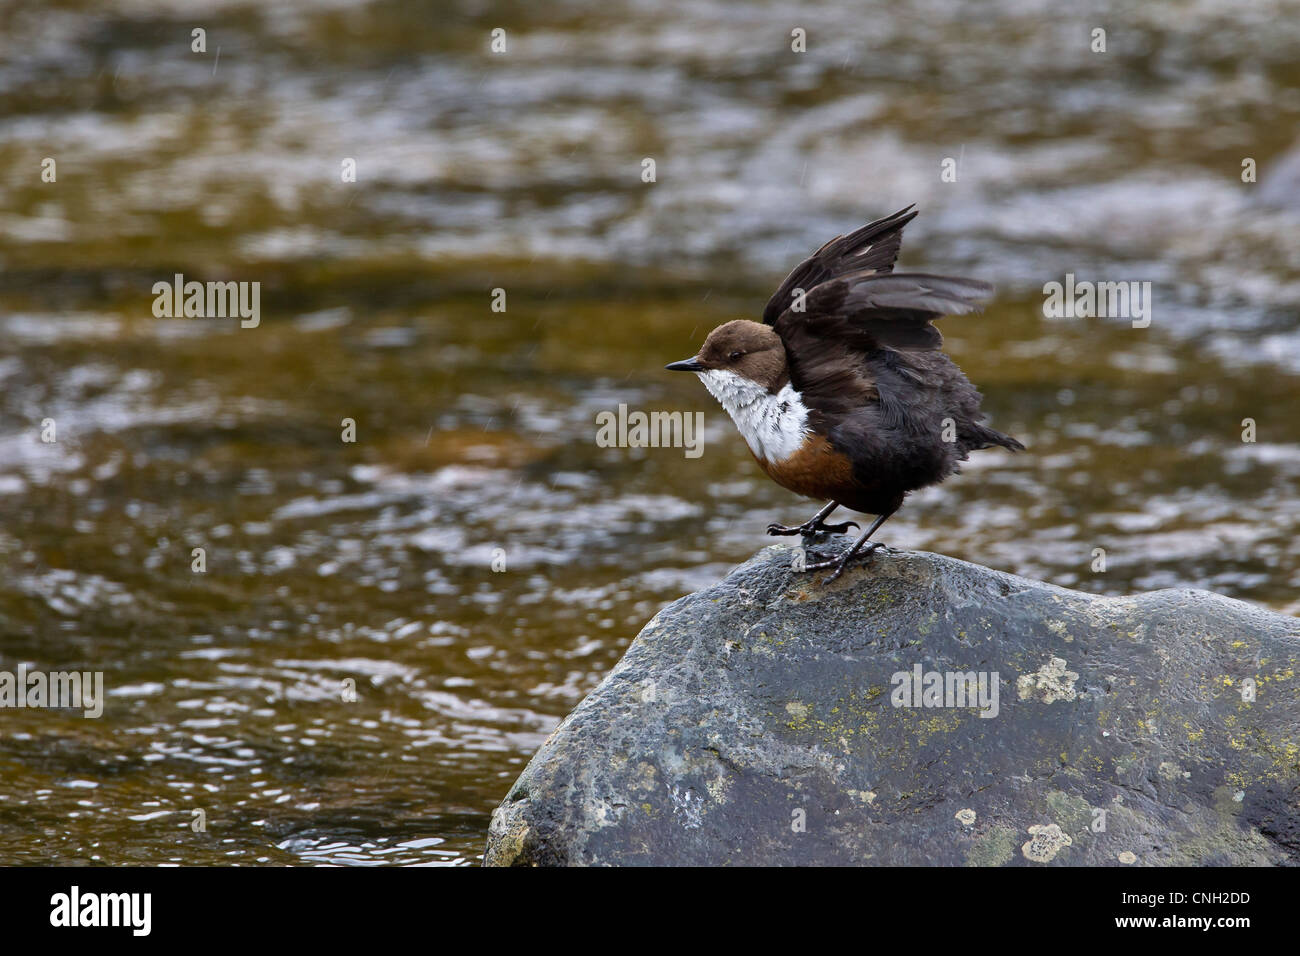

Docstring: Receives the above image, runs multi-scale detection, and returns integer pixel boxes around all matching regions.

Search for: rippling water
[1,0,1298,865]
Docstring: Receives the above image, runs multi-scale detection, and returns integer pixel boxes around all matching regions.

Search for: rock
[483,543,1300,866]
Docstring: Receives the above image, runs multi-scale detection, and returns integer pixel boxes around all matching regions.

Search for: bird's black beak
[665,357,704,372]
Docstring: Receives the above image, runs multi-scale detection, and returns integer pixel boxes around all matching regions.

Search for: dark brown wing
[775,271,994,351]
[769,270,995,438]
[771,271,994,382]
[761,205,918,325]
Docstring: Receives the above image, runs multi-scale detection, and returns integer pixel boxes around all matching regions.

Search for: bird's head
[665,320,788,394]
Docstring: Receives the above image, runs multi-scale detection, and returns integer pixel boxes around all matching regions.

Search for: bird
[665,205,1024,582]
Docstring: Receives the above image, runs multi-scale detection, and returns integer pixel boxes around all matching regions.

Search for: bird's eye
[728,350,744,361]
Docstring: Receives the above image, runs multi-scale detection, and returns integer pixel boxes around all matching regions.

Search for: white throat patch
[696,369,810,463]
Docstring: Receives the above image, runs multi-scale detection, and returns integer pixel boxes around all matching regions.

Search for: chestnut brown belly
[753,434,858,503]
[754,434,905,515]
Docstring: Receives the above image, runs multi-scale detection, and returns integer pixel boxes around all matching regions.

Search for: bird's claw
[820,520,860,535]
[766,519,860,538]
[798,542,887,583]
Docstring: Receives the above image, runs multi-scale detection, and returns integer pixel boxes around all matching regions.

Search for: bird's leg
[766,501,859,538]
[801,508,898,582]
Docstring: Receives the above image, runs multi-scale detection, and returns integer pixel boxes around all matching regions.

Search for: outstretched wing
[761,205,918,325]
[772,271,995,358]
[765,211,995,434]
[763,210,1011,459]
[768,269,993,419]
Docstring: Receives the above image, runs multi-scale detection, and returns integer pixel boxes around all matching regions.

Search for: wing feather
[761,205,918,325]
[773,272,995,360]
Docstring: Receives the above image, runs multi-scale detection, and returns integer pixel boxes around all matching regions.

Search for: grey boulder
[484,544,1300,866]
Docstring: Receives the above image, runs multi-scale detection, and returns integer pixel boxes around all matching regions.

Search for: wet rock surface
[485,544,1300,866]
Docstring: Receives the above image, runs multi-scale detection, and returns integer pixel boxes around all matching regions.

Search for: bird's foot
[817,520,861,536]
[801,542,887,583]
[766,519,860,538]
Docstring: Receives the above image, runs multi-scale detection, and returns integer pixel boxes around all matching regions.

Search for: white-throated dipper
[666,205,1024,582]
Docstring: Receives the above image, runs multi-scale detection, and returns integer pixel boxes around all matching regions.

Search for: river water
[1,0,1298,865]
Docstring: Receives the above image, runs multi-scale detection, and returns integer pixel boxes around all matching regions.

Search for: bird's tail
[963,423,1025,453]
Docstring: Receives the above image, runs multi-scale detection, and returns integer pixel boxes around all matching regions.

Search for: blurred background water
[1,0,1298,865]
